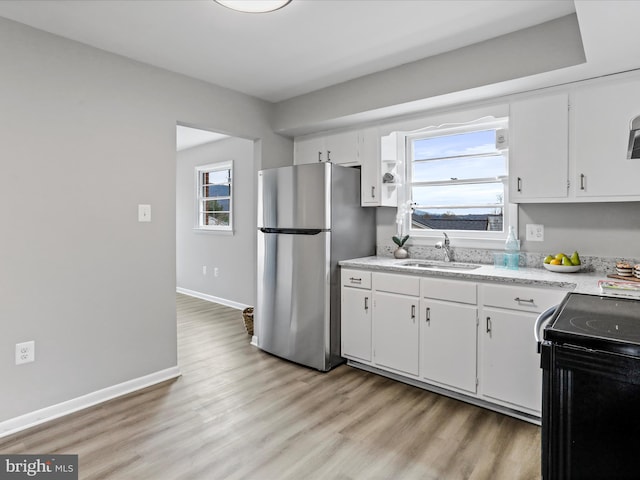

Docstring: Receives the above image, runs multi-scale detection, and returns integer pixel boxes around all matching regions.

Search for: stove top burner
[567,315,640,343]
[546,293,640,354]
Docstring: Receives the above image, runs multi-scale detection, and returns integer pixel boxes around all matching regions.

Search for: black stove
[544,292,640,357]
[540,292,640,479]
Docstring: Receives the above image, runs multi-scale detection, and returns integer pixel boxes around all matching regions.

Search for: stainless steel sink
[400,261,482,271]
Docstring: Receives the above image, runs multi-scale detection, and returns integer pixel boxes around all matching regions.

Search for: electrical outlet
[526,224,544,242]
[202,265,207,275]
[214,267,219,277]
[15,341,35,365]
[138,204,151,222]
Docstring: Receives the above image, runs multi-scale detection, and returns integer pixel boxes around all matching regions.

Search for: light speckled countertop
[339,256,612,296]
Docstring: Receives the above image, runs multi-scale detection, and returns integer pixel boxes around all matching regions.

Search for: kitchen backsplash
[376,243,637,275]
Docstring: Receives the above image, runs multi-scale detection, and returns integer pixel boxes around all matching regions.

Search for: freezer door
[257,229,331,371]
[257,163,330,229]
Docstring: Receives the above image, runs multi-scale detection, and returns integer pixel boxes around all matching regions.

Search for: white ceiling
[0,0,578,103]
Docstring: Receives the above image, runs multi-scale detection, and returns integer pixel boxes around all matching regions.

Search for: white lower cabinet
[341,287,372,362]
[373,291,419,375]
[420,300,477,393]
[480,308,543,413]
[341,269,372,362]
[479,284,568,415]
[340,266,569,421]
[420,278,478,394]
[372,272,420,376]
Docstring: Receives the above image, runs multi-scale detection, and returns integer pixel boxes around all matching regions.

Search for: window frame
[194,160,233,233]
[400,117,515,247]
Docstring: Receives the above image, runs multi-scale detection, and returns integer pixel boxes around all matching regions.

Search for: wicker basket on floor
[242,307,254,336]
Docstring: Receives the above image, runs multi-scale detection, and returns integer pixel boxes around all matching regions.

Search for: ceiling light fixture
[214,0,291,13]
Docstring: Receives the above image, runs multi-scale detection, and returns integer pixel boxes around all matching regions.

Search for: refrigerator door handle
[259,227,323,235]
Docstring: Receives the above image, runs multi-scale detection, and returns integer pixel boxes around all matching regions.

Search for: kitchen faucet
[435,232,452,262]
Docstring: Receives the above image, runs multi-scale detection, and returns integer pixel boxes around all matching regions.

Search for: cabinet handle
[580,173,585,190]
[327,150,331,162]
[349,277,362,284]
[364,296,369,311]
[411,305,416,322]
[426,307,431,324]
[514,297,535,304]
[318,151,323,162]
[371,186,375,198]
[517,177,522,193]
[486,316,492,334]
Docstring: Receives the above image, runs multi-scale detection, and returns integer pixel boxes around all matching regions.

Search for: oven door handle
[535,305,558,350]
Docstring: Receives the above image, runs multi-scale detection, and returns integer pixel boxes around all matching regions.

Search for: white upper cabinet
[360,127,381,205]
[509,93,569,201]
[360,128,398,207]
[571,77,640,199]
[294,135,326,164]
[325,130,360,165]
[509,73,640,203]
[294,128,398,206]
[294,130,360,166]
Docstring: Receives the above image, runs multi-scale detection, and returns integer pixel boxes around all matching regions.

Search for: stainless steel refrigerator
[257,163,375,371]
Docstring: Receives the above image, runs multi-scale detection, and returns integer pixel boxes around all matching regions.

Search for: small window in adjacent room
[405,118,510,242]
[195,160,233,231]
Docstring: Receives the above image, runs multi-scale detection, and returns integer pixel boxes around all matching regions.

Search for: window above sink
[386,104,518,249]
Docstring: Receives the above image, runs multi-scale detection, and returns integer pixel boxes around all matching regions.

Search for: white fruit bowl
[543,263,581,273]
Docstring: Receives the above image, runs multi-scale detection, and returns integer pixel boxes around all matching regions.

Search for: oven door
[542,342,640,479]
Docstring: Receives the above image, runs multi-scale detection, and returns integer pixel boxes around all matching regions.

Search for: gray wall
[176,137,256,307]
[519,203,640,258]
[273,14,584,135]
[0,17,291,423]
[376,201,640,260]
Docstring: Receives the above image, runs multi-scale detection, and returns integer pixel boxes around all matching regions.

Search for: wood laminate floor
[1,294,541,479]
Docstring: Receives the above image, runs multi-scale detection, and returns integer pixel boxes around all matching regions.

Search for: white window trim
[194,160,233,233]
[398,116,516,248]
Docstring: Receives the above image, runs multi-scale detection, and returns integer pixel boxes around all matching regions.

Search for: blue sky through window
[410,129,506,226]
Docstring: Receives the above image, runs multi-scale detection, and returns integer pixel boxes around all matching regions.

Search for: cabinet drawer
[420,278,477,304]
[342,269,371,289]
[373,272,420,296]
[483,284,569,313]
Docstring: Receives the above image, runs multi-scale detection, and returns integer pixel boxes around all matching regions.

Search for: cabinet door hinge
[567,179,570,191]
[476,378,479,387]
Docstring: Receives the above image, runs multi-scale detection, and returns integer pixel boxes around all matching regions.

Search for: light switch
[526,223,544,242]
[138,204,151,222]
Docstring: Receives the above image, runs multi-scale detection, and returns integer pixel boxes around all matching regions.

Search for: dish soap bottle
[504,226,520,270]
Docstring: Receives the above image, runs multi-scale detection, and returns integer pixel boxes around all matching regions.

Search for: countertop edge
[339,256,611,296]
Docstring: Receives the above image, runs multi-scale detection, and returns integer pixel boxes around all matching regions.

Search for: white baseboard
[176,287,250,311]
[0,366,181,439]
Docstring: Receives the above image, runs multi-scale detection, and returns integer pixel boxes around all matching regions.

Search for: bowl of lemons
[543,252,581,273]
